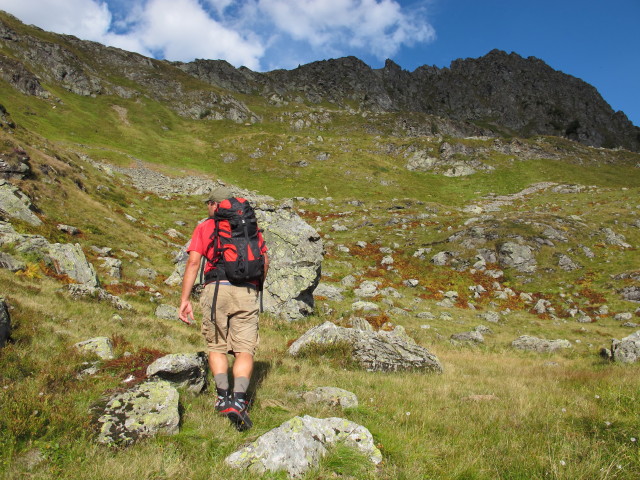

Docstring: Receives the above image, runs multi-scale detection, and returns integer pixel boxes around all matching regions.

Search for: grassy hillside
[1,56,640,480]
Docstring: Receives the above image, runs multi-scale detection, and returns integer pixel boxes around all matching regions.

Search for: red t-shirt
[187,218,267,282]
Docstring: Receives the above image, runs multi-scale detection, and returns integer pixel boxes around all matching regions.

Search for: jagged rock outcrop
[93,380,180,446]
[289,321,443,373]
[0,12,637,150]
[225,415,382,477]
[66,284,132,310]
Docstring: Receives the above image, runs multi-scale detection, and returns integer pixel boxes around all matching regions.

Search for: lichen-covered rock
[256,205,323,321]
[66,284,132,310]
[99,256,122,279]
[313,283,344,301]
[301,387,358,409]
[45,243,98,286]
[225,415,381,477]
[74,336,114,360]
[511,335,571,353]
[289,321,443,373]
[610,330,640,364]
[94,380,180,446]
[146,352,208,393]
[0,179,42,226]
[450,330,484,344]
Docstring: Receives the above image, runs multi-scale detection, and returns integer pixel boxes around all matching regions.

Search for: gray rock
[301,387,358,409]
[348,317,373,331]
[431,251,455,266]
[225,415,381,477]
[620,286,640,303]
[614,312,633,321]
[450,331,484,344]
[558,253,580,271]
[477,311,501,323]
[45,243,98,286]
[313,283,344,301]
[609,330,640,364]
[136,267,157,280]
[351,301,379,312]
[511,335,572,353]
[497,242,537,273]
[99,256,122,279]
[340,274,356,287]
[94,380,180,446]
[0,179,42,226]
[602,228,631,248]
[66,284,133,310]
[155,304,179,320]
[354,280,379,297]
[289,321,443,373]
[0,298,11,348]
[56,224,80,235]
[0,251,25,271]
[146,352,208,393]
[75,336,115,360]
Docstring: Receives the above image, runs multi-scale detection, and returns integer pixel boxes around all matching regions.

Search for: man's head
[204,186,232,215]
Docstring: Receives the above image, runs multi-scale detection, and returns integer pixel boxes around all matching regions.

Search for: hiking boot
[226,396,253,431]
[215,389,231,414]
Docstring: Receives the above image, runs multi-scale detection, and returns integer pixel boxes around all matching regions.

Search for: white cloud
[0,0,435,70]
[256,0,435,59]
[0,0,112,40]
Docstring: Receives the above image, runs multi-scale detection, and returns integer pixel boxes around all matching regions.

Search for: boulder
[146,352,208,392]
[354,280,379,297]
[0,298,10,348]
[289,321,443,373]
[0,149,31,180]
[610,330,640,364]
[497,242,537,273]
[94,380,180,446]
[99,256,122,279]
[0,179,42,226]
[225,415,381,477]
[620,286,640,303]
[511,335,571,353]
[301,387,359,409]
[256,205,323,320]
[74,336,115,360]
[45,243,98,286]
[66,284,132,310]
[450,330,484,344]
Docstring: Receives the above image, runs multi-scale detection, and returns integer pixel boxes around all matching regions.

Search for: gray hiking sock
[233,376,250,394]
[214,373,229,391]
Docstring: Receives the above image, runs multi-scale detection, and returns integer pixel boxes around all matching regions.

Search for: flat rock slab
[301,386,358,409]
[146,352,208,393]
[94,380,180,446]
[289,321,443,373]
[511,335,572,353]
[225,415,381,478]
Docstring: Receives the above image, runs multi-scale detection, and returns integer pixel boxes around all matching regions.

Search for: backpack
[203,197,265,284]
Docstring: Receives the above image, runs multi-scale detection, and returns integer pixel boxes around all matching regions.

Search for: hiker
[178,186,269,431]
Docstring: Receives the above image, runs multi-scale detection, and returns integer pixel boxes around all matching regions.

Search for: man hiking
[178,186,269,431]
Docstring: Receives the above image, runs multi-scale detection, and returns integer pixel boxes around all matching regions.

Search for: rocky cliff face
[1,11,638,150]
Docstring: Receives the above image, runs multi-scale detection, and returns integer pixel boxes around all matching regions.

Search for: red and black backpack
[203,197,265,285]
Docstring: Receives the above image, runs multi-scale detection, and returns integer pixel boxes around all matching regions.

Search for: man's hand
[179,300,194,325]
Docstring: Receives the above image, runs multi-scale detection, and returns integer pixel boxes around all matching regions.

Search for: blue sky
[1,0,638,126]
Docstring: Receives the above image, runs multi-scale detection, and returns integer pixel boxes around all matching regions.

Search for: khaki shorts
[199,282,260,355]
